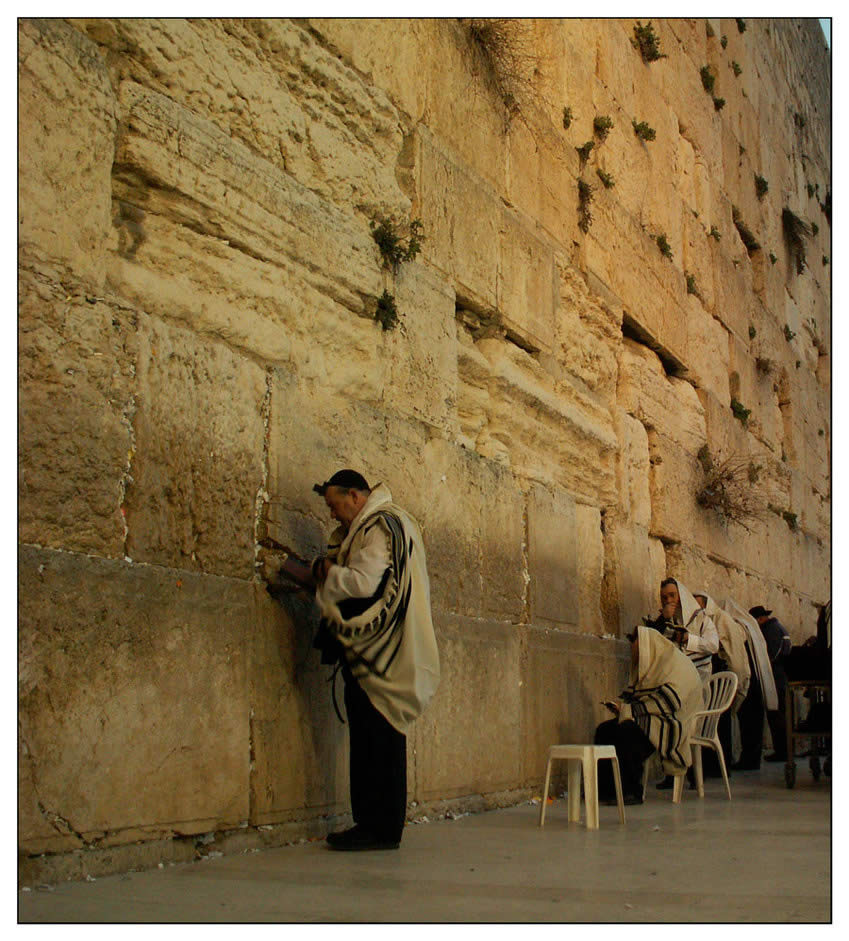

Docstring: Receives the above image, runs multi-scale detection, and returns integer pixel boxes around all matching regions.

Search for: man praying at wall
[264,470,440,851]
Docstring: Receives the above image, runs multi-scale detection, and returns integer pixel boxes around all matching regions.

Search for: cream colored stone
[527,482,578,629]
[576,504,605,636]
[18,547,252,855]
[18,270,137,557]
[124,315,266,577]
[614,409,652,528]
[18,19,117,287]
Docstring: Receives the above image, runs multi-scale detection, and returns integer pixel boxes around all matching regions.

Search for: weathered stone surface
[18,270,137,557]
[123,315,266,577]
[18,546,251,855]
[520,627,629,787]
[527,482,578,629]
[248,587,349,823]
[19,19,117,286]
[17,17,830,880]
[414,616,521,800]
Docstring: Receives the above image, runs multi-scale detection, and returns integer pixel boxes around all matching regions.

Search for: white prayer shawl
[316,484,440,734]
[619,627,704,775]
[669,579,719,680]
[694,589,751,709]
[722,598,779,710]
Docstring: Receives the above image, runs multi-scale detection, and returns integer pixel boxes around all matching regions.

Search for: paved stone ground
[18,762,830,923]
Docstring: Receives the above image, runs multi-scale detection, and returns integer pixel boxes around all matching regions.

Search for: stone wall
[18,17,830,882]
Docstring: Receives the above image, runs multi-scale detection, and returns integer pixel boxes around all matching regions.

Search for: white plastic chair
[641,672,738,802]
[689,671,738,800]
[539,744,626,829]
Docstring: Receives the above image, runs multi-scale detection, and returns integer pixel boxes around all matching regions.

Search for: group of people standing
[594,576,797,804]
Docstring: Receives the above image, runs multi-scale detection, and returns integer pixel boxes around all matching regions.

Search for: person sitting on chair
[595,626,703,805]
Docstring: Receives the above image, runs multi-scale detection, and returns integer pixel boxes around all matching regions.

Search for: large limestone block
[467,337,618,505]
[527,482,578,629]
[602,517,667,635]
[416,128,499,312]
[520,627,628,786]
[498,211,556,353]
[413,616,521,800]
[555,259,622,405]
[584,205,688,367]
[613,409,652,527]
[416,439,526,623]
[18,19,116,286]
[249,587,349,823]
[123,315,266,577]
[685,299,730,402]
[617,339,706,452]
[576,504,604,635]
[18,272,137,557]
[680,209,717,312]
[107,81,383,345]
[19,547,251,855]
[383,263,459,435]
[81,18,407,217]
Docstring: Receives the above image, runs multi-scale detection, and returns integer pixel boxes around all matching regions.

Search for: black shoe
[764,753,786,763]
[326,827,400,852]
[624,794,644,806]
[656,776,674,790]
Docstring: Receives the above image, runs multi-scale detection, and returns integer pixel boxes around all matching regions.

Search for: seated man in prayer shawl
[264,470,440,851]
[595,626,703,804]
[723,599,779,770]
[646,577,718,788]
[693,589,751,775]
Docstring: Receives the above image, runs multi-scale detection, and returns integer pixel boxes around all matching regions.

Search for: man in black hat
[274,469,440,852]
[750,605,792,762]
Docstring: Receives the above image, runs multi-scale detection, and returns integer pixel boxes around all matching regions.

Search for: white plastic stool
[538,744,625,829]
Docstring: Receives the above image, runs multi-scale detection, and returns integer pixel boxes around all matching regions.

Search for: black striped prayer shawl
[316,484,440,734]
[619,626,705,775]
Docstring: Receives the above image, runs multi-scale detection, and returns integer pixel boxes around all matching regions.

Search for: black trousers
[594,718,655,800]
[343,668,407,843]
[736,645,765,768]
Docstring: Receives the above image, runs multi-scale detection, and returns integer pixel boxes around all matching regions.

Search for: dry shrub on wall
[695,446,766,531]
[462,18,550,136]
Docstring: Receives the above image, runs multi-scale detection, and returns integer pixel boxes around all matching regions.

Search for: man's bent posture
[312,470,440,851]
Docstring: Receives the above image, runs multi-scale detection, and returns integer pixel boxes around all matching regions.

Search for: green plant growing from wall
[748,324,757,339]
[756,357,773,375]
[562,106,573,129]
[754,174,769,200]
[713,96,726,111]
[686,272,702,298]
[632,119,656,142]
[654,232,673,260]
[811,222,819,237]
[593,114,614,140]
[721,35,728,49]
[709,225,721,241]
[736,18,747,33]
[596,168,615,189]
[782,510,798,531]
[375,289,399,331]
[820,189,831,224]
[784,324,796,342]
[577,179,594,233]
[731,60,742,76]
[782,207,811,274]
[632,21,666,62]
[795,112,806,129]
[748,462,762,483]
[576,140,595,165]
[730,398,751,426]
[818,428,825,437]
[807,182,815,198]
[371,217,424,272]
[700,65,716,94]
[823,255,829,266]
[769,252,778,265]
[796,360,801,369]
